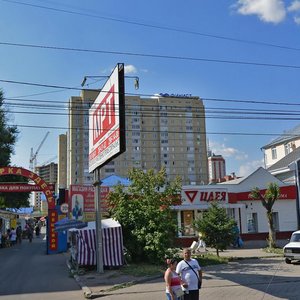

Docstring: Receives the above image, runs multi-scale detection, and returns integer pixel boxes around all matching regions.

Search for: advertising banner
[89,63,125,172]
[69,185,110,221]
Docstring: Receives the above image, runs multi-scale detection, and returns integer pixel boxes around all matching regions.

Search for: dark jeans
[184,290,199,300]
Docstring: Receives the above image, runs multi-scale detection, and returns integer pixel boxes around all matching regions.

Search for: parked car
[283,230,300,264]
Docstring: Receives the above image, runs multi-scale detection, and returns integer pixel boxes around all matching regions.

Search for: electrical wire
[1,41,300,70]
[5,123,300,138]
[2,0,300,52]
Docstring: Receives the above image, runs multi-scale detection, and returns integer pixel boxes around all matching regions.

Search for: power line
[2,0,300,52]
[6,123,300,138]
[1,41,300,70]
[3,87,300,107]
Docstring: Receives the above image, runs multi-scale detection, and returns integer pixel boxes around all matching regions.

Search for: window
[284,143,291,156]
[271,147,277,160]
[247,213,258,233]
[181,210,195,236]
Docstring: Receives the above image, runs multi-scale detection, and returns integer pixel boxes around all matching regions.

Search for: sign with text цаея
[182,188,228,205]
[89,63,125,172]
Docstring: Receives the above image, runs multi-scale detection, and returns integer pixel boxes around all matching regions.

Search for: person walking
[176,248,202,300]
[16,225,22,244]
[10,228,17,246]
[164,258,185,300]
[27,225,33,243]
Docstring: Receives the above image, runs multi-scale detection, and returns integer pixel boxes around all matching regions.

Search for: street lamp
[289,160,300,229]
[81,75,139,89]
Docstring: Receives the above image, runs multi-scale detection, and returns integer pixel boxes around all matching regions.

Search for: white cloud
[235,0,286,23]
[238,159,264,177]
[209,140,264,177]
[288,1,300,12]
[294,16,300,24]
[210,141,247,160]
[124,64,137,74]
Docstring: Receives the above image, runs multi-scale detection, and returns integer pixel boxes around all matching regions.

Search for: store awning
[171,203,245,210]
[54,218,87,232]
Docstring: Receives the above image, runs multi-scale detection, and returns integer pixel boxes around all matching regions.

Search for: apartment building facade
[34,162,58,211]
[262,123,300,169]
[208,152,226,183]
[60,91,209,188]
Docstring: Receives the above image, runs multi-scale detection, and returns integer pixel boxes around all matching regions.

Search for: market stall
[69,218,124,268]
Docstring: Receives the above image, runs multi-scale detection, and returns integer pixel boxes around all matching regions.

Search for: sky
[1,0,300,177]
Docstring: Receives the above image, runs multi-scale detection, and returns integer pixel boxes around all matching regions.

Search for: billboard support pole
[94,168,103,273]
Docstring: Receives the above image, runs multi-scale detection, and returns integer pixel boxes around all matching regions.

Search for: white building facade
[172,167,297,246]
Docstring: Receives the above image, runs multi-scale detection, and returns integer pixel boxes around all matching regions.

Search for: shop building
[173,167,297,246]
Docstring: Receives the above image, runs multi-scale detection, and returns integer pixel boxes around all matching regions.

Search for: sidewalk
[68,240,286,299]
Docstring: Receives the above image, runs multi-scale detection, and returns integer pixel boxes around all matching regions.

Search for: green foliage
[0,90,18,166]
[107,167,182,263]
[0,89,30,208]
[195,253,229,266]
[193,202,236,256]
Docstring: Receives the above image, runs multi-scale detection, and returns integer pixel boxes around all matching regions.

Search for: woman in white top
[164,258,185,300]
[10,228,17,245]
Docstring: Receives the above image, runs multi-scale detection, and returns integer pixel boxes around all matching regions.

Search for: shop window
[247,213,258,233]
[180,210,195,236]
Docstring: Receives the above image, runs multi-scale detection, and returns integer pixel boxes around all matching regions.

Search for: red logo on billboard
[184,191,198,203]
[93,85,116,145]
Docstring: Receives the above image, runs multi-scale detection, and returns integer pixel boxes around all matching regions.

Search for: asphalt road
[0,230,83,300]
[98,257,300,300]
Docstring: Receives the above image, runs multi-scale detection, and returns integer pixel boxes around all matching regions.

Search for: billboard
[69,185,110,221]
[89,63,125,173]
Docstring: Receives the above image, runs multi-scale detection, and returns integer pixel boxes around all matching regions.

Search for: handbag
[174,288,184,298]
[184,260,202,290]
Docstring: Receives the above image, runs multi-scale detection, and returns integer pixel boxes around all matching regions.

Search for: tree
[250,182,280,248]
[194,202,236,256]
[107,167,182,263]
[0,89,30,208]
[0,89,18,166]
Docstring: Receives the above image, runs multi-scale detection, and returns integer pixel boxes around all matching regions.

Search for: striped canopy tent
[69,218,124,267]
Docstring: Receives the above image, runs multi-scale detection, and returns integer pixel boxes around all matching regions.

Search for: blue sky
[1,0,300,177]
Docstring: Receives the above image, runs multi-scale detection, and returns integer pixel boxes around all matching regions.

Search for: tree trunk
[267,211,276,248]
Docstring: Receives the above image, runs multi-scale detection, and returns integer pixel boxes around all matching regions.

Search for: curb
[82,274,163,299]
[66,259,162,299]
[66,260,93,299]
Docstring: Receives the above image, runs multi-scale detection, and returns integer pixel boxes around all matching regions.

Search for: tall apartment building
[208,152,226,183]
[58,133,68,189]
[34,162,58,211]
[60,91,208,187]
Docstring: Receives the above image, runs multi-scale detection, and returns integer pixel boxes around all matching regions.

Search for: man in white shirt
[176,248,202,300]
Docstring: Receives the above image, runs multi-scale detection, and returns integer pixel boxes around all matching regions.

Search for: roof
[217,167,286,191]
[267,146,300,172]
[101,175,131,187]
[5,207,33,214]
[262,123,300,149]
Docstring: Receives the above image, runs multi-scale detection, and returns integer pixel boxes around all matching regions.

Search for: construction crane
[29,131,50,170]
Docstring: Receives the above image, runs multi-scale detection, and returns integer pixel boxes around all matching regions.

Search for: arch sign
[0,167,58,253]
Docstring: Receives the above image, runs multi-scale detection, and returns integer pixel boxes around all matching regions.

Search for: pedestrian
[27,225,33,243]
[10,228,17,246]
[196,232,207,252]
[35,224,40,237]
[176,248,202,300]
[164,258,185,300]
[233,222,241,248]
[16,225,22,244]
